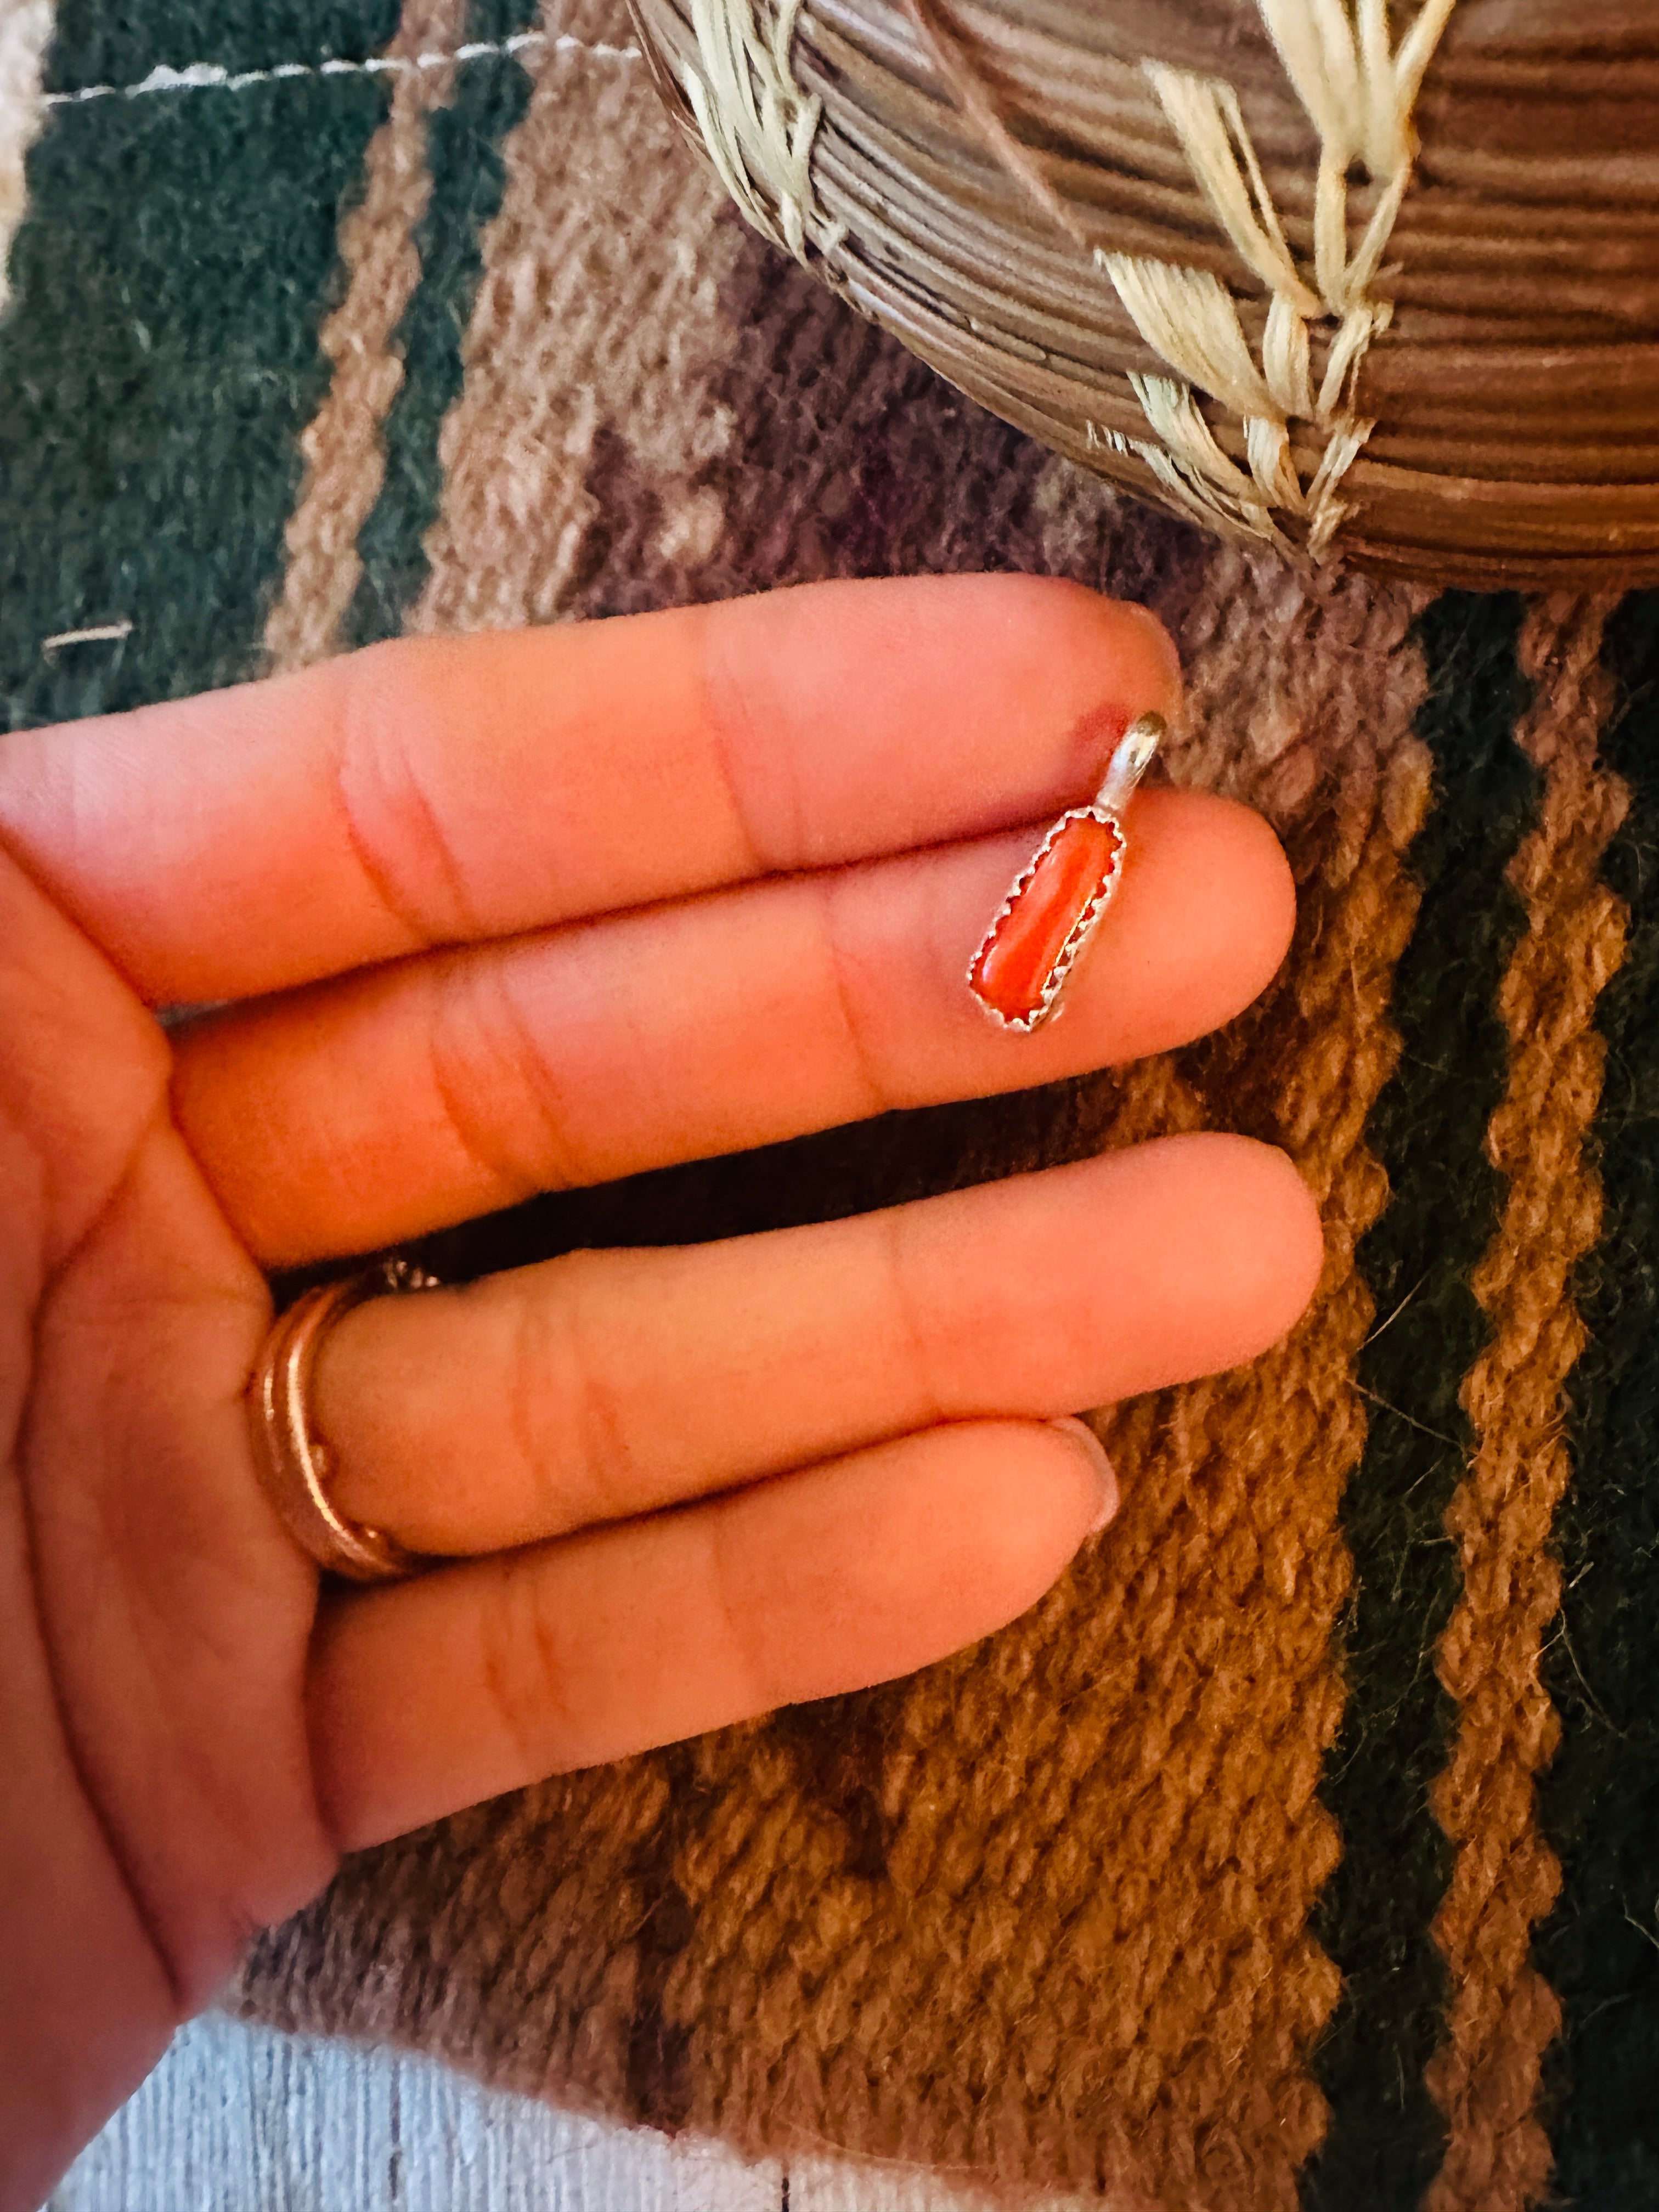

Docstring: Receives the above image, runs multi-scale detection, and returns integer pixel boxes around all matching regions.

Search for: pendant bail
[1094,710,1164,816]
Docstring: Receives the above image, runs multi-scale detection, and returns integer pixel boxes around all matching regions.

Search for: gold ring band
[247,1260,441,1585]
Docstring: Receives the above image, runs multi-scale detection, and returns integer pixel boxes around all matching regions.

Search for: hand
[0,575,1319,2209]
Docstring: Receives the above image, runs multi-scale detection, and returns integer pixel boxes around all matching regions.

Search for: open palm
[0,576,1319,2210]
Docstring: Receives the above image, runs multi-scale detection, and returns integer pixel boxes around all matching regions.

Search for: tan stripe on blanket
[409,0,738,635]
[1425,594,1629,2212]
[263,0,469,675]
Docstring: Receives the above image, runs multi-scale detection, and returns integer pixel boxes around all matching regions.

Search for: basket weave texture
[634,0,1659,588]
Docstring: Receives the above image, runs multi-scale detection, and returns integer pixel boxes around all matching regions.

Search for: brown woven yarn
[630,0,1659,589]
[1424,595,1626,2211]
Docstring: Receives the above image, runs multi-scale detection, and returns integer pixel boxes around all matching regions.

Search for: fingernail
[1046,1415,1118,1534]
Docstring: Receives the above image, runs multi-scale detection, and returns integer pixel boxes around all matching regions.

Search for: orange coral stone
[969,811,1123,1026]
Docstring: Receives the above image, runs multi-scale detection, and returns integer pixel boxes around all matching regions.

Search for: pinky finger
[307,1418,1116,1850]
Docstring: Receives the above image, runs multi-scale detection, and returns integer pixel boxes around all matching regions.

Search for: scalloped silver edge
[968,804,1127,1034]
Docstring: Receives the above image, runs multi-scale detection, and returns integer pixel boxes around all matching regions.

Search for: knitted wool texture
[2,3,1658,2207]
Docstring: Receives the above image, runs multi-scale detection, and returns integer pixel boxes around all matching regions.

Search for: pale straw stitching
[879,0,1455,560]
[674,0,844,268]
[1096,0,1459,559]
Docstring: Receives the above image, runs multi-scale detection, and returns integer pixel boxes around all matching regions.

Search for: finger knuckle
[476,1558,580,1776]
[510,1249,642,1531]
[423,954,589,1204]
[333,641,481,947]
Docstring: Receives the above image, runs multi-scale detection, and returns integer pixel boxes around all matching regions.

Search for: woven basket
[630,0,1659,588]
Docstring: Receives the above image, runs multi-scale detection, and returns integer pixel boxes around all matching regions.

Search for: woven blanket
[3,4,1656,2208]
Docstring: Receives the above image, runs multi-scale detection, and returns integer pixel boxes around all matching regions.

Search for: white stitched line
[42,618,132,652]
[41,31,639,107]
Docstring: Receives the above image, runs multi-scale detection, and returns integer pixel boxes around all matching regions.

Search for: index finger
[0,576,1178,1006]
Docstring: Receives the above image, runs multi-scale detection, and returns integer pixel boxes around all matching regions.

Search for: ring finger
[311,1131,1322,1557]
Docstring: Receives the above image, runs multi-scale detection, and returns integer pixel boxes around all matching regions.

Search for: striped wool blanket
[2,3,1655,2207]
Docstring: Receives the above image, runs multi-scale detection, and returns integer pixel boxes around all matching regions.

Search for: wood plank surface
[46,2013,1044,2212]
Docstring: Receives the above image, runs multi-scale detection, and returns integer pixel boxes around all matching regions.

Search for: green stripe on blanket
[345,0,538,646]
[45,0,401,87]
[0,0,397,726]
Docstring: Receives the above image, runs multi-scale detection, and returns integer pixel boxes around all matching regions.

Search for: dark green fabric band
[0,0,398,728]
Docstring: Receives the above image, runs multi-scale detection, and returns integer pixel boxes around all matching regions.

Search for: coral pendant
[967,711,1163,1034]
[969,809,1124,1030]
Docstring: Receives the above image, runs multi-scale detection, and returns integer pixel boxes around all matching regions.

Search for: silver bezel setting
[967,803,1127,1034]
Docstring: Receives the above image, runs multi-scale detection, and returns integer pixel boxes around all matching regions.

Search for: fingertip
[1045,1415,1119,1534]
[1259,1143,1328,1341]
[1050,1133,1323,1397]
[1158,787,1295,979]
[1071,786,1292,1063]
[1182,1132,1327,1359]
[941,1420,1119,1630]
[969,574,1182,749]
[814,1420,1118,1680]
[1231,792,1299,985]
[707,575,1184,864]
[1063,580,1183,721]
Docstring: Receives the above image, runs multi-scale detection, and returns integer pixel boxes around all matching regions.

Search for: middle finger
[175,785,1292,1268]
